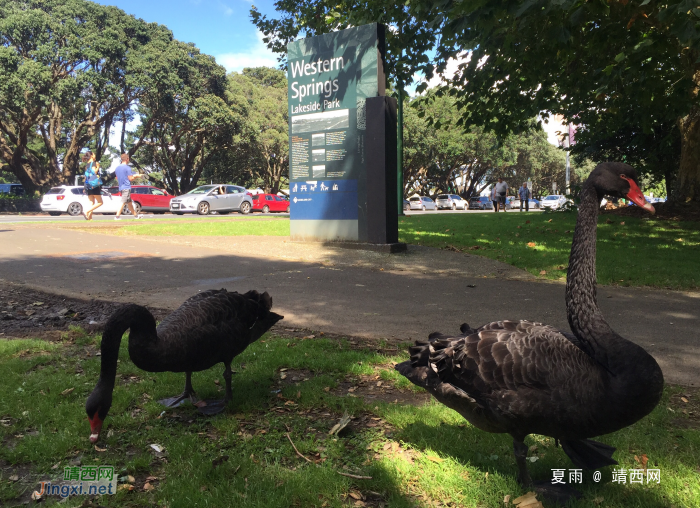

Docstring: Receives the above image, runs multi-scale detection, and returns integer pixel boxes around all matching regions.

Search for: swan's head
[591,163,655,214]
[86,384,112,443]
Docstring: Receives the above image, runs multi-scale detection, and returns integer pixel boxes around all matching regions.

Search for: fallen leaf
[31,491,42,501]
[527,242,536,248]
[676,238,684,242]
[9,475,18,482]
[427,455,444,463]
[60,387,75,396]
[323,386,330,392]
[349,491,363,500]
[200,486,207,492]
[149,444,164,453]
[214,379,220,385]
[118,484,134,492]
[634,454,649,470]
[296,391,301,399]
[280,373,287,380]
[146,476,159,482]
[329,412,352,436]
[681,396,689,403]
[547,219,552,222]
[526,220,531,224]
[593,497,604,505]
[539,270,547,275]
[504,494,511,504]
[94,445,107,452]
[303,335,315,339]
[620,221,625,225]
[143,482,154,491]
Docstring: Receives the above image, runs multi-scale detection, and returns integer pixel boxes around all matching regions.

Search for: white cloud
[218,2,233,16]
[214,31,280,73]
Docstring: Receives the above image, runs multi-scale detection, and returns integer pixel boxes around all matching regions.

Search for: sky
[97,0,281,73]
[95,0,282,165]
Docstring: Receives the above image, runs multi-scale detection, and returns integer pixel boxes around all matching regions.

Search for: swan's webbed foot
[532,481,582,504]
[158,372,198,408]
[193,363,233,416]
[193,399,228,415]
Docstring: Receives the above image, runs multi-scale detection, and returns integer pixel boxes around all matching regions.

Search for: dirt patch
[602,200,700,222]
[331,372,430,407]
[0,281,170,339]
[668,387,699,429]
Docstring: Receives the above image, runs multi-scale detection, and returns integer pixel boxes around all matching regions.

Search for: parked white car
[540,195,569,210]
[408,196,437,211]
[435,194,468,210]
[40,186,125,216]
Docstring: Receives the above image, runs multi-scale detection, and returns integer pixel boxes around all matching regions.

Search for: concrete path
[0,224,697,386]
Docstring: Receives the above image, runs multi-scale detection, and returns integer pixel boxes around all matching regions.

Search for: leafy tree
[410,0,700,201]
[222,67,289,194]
[0,0,175,193]
[127,41,243,195]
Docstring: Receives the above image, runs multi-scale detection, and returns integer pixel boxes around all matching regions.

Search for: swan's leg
[195,363,233,415]
[158,372,199,408]
[513,437,582,503]
[513,438,533,487]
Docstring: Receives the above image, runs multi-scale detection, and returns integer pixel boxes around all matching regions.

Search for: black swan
[86,289,283,443]
[395,162,664,500]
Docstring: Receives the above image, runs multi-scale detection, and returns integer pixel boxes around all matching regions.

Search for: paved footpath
[1,224,698,386]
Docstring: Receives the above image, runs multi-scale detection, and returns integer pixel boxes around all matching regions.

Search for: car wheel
[422,205,426,211]
[133,201,142,214]
[48,212,62,216]
[197,202,210,215]
[286,205,290,213]
[452,204,456,210]
[262,205,270,213]
[239,201,251,214]
[67,202,83,216]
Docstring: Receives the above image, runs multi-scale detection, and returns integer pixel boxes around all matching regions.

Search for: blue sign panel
[290,180,357,220]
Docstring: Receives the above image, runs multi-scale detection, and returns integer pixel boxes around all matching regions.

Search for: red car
[251,193,290,213]
[105,185,173,214]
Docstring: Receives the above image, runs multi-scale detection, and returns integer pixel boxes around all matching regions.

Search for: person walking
[114,153,144,220]
[494,177,509,212]
[490,186,498,212]
[519,182,531,212]
[82,151,103,220]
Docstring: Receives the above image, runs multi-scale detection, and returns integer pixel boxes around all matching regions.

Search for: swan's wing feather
[429,320,595,402]
[157,289,272,342]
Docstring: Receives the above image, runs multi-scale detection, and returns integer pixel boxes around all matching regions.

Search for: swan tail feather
[560,438,618,470]
[395,362,431,389]
[408,340,431,367]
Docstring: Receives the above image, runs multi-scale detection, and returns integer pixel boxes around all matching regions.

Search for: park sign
[287,23,399,245]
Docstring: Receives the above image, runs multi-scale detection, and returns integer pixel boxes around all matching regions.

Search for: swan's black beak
[624,177,655,215]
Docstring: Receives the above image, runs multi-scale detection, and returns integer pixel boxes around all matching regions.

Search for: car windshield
[46,188,64,194]
[186,185,217,195]
[437,195,449,199]
[544,195,559,200]
[480,197,489,202]
[410,197,420,201]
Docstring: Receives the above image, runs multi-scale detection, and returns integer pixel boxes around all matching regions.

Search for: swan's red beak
[623,176,655,215]
[88,413,103,443]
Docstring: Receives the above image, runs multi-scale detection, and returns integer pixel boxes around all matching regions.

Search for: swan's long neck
[565,182,617,370]
[88,305,157,407]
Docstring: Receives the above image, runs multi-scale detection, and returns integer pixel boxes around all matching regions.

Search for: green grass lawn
[399,212,700,290]
[1,330,698,508]
[118,216,290,237]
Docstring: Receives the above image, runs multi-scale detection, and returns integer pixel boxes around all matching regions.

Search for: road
[0,219,697,386]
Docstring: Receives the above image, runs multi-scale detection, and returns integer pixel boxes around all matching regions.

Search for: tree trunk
[678,106,700,202]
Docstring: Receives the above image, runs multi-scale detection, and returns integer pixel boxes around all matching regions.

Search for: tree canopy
[252,0,700,202]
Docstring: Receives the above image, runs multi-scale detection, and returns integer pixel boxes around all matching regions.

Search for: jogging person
[114,153,144,220]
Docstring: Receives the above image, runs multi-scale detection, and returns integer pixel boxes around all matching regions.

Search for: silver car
[170,184,253,215]
[435,194,468,210]
[540,195,569,210]
[408,196,437,211]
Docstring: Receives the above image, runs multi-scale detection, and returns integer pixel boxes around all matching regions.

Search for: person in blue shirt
[82,151,103,220]
[114,153,145,220]
[519,182,531,212]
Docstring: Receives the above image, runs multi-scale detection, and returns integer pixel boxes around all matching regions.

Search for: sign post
[287,24,402,250]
